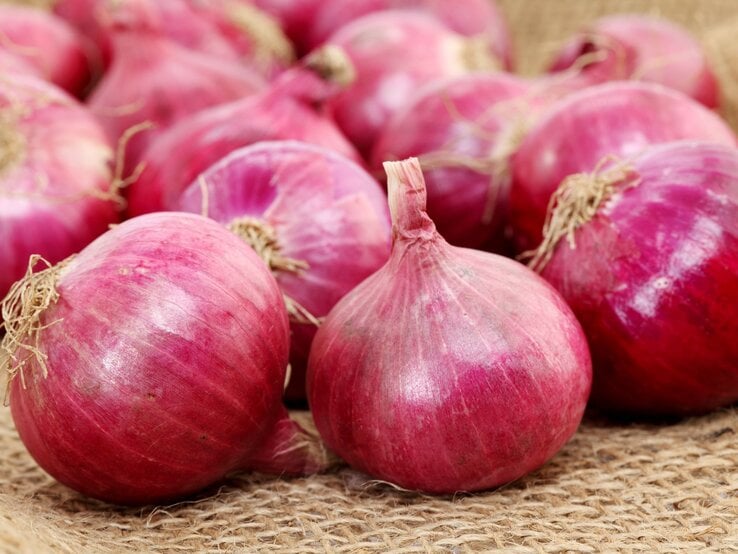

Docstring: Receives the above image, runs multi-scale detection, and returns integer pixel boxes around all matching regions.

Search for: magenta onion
[87,21,265,177]
[0,6,90,96]
[526,141,738,416]
[307,158,591,493]
[321,11,500,157]
[372,73,532,250]
[0,74,117,302]
[548,14,719,109]
[3,212,331,505]
[126,52,360,217]
[175,141,392,400]
[510,82,737,253]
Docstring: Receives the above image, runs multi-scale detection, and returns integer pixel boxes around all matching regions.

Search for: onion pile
[510,81,737,252]
[0,74,117,301]
[3,212,330,505]
[175,141,392,400]
[527,141,738,416]
[307,158,591,493]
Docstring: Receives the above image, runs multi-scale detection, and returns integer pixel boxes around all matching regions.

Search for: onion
[547,14,719,109]
[175,141,392,400]
[126,48,360,217]
[87,21,265,178]
[0,5,90,96]
[2,212,332,505]
[510,82,737,253]
[320,11,500,157]
[372,73,532,251]
[307,158,591,493]
[526,141,738,417]
[0,74,117,302]
[286,0,512,68]
[0,49,42,80]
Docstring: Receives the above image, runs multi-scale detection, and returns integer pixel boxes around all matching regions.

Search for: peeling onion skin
[548,14,719,109]
[0,6,91,97]
[175,142,392,400]
[510,82,737,254]
[8,213,296,505]
[372,73,531,251]
[0,75,116,301]
[539,142,738,417]
[307,159,591,494]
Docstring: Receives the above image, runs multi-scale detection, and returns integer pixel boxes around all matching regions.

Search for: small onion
[0,74,117,301]
[126,50,360,217]
[0,5,91,96]
[372,72,532,250]
[526,141,738,417]
[307,158,591,493]
[510,82,737,253]
[321,11,500,157]
[3,212,331,505]
[547,14,719,109]
[175,141,392,400]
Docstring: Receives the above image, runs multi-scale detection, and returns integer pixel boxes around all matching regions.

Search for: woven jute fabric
[2,1,738,553]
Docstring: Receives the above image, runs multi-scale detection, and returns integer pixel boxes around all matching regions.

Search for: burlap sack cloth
[2,1,738,552]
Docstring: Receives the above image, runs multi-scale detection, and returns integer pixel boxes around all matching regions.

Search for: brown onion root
[304,44,356,87]
[0,111,26,178]
[460,35,501,72]
[522,159,640,273]
[225,2,295,68]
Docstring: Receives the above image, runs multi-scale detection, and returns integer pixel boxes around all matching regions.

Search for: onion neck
[384,158,439,244]
[0,112,25,179]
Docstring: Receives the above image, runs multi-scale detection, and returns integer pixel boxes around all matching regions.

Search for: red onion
[510,82,737,253]
[0,49,41,79]
[126,50,360,217]
[175,141,392,400]
[372,73,532,250]
[526,141,738,417]
[3,212,331,505]
[87,22,265,177]
[307,158,591,493]
[0,6,90,96]
[0,74,117,302]
[547,14,719,109]
[321,11,500,157]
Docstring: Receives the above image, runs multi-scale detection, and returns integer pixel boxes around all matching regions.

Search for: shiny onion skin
[87,24,265,176]
[510,82,737,253]
[126,59,361,217]
[0,74,117,301]
[532,142,738,417]
[321,11,500,158]
[307,158,591,493]
[372,73,531,250]
[297,0,512,69]
[4,213,329,505]
[175,141,392,400]
[0,6,91,96]
[548,14,719,109]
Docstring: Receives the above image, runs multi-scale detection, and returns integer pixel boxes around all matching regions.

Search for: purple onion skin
[548,14,719,109]
[540,142,738,417]
[9,213,292,505]
[307,159,591,494]
[372,73,531,250]
[175,141,392,400]
[510,82,737,253]
[0,75,117,300]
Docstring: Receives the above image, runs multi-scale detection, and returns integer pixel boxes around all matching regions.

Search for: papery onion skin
[175,141,392,400]
[510,82,737,253]
[548,14,719,109]
[126,64,361,217]
[372,73,531,250]
[538,142,738,417]
[321,11,500,158]
[297,0,512,69]
[0,74,116,301]
[87,26,265,175]
[0,6,90,96]
[307,158,591,493]
[7,213,295,505]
